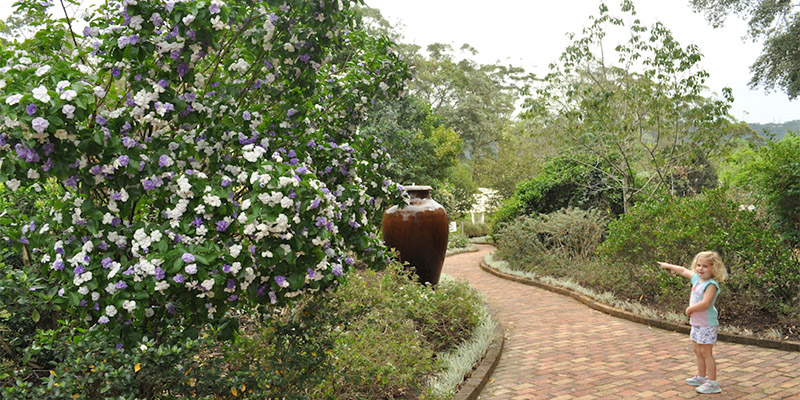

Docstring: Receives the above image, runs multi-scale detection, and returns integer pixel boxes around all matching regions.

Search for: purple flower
[96,116,107,125]
[287,108,297,117]
[101,257,114,268]
[111,67,121,77]
[158,155,171,167]
[155,266,165,280]
[306,268,315,279]
[332,264,344,276]
[345,257,354,265]
[115,280,128,289]
[142,179,156,190]
[173,274,185,283]
[209,3,221,13]
[274,275,288,287]
[122,136,136,148]
[221,177,232,187]
[177,63,189,78]
[18,237,29,244]
[226,279,235,290]
[298,54,310,63]
[117,155,130,167]
[98,316,110,324]
[42,158,54,172]
[26,104,37,115]
[190,217,203,228]
[64,175,79,187]
[222,264,231,273]
[215,220,229,232]
[52,260,64,270]
[242,111,251,120]
[182,253,195,263]
[74,265,85,275]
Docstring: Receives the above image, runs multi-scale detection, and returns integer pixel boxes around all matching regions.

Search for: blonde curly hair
[691,251,728,282]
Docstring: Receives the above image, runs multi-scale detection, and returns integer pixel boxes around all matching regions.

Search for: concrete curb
[480,258,800,353]
[455,318,505,400]
[446,246,480,257]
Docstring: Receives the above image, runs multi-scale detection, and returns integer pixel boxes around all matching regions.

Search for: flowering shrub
[0,0,410,340]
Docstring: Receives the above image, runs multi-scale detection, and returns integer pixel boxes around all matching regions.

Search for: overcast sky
[1,0,796,124]
[366,0,798,124]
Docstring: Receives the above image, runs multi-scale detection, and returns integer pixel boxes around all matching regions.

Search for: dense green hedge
[491,156,623,234]
[495,189,800,334]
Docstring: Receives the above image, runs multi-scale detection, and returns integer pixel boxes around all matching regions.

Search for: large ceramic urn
[382,185,449,285]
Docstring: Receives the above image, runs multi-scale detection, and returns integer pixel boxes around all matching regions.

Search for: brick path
[444,244,800,399]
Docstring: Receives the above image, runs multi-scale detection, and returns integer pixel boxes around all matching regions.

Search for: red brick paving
[444,245,800,399]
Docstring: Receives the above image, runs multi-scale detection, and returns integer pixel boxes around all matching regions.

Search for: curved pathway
[445,244,800,399]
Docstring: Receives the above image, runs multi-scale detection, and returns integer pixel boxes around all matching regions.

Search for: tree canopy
[690,0,800,99]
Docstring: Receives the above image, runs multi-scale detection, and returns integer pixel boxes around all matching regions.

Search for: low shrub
[494,208,607,262]
[447,232,469,250]
[3,262,487,398]
[462,221,490,238]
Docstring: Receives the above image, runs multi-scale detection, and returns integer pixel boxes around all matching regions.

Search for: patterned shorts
[691,325,719,345]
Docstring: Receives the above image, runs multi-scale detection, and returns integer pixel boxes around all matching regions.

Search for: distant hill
[748,120,800,141]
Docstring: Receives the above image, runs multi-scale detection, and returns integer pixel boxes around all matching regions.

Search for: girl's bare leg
[693,342,707,377]
[699,344,716,380]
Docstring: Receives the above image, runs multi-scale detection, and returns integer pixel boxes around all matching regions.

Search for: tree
[528,1,744,213]
[690,0,800,99]
[407,43,534,177]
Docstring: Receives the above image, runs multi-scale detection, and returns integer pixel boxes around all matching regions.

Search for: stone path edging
[480,256,800,353]
[454,319,505,400]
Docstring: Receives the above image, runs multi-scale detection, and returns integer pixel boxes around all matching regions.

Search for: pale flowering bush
[0,0,411,340]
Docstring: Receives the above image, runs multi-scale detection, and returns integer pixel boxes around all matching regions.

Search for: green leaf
[32,309,41,322]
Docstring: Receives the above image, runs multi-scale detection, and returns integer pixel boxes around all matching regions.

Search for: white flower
[185,263,198,275]
[203,194,221,207]
[5,94,23,105]
[27,169,40,179]
[91,292,100,301]
[35,66,51,76]
[155,281,169,291]
[62,104,76,119]
[129,15,144,30]
[0,79,5,89]
[182,14,195,25]
[56,80,71,91]
[60,89,77,101]
[31,117,49,133]
[211,15,226,30]
[145,308,154,317]
[229,58,250,74]
[93,86,106,98]
[229,244,242,258]
[283,42,295,52]
[201,279,214,291]
[150,230,162,243]
[32,85,51,103]
[105,305,118,317]
[379,82,389,91]
[229,262,241,274]
[117,36,130,48]
[122,300,136,312]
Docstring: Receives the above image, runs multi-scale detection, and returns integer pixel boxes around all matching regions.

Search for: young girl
[658,251,728,395]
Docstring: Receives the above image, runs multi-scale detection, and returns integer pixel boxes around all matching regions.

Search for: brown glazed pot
[382,185,449,285]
